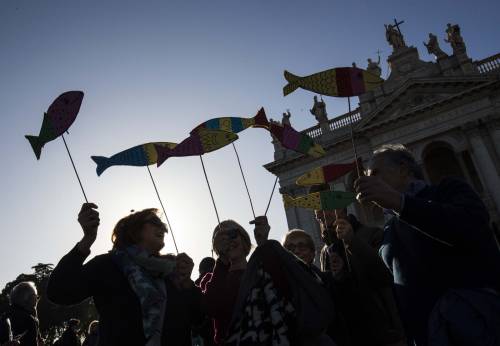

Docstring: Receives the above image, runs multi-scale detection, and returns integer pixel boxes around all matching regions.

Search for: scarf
[111,246,175,343]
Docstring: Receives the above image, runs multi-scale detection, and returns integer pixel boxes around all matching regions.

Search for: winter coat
[320,216,405,346]
[57,328,81,346]
[47,245,203,346]
[380,177,500,346]
[227,240,335,346]
[0,305,40,346]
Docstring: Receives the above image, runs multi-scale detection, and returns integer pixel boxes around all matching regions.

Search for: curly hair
[111,208,162,249]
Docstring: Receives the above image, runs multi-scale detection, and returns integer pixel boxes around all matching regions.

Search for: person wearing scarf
[48,203,201,346]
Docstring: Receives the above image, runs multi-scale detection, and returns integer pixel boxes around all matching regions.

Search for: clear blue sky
[1,0,499,288]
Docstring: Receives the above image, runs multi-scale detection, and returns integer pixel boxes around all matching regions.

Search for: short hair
[212,220,251,256]
[372,144,424,179]
[282,229,316,253]
[111,208,162,249]
[199,257,215,273]
[9,282,37,307]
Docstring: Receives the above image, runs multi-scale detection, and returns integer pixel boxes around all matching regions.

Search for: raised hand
[250,215,270,246]
[354,176,402,211]
[77,203,99,253]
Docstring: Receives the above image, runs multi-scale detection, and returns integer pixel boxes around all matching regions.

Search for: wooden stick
[232,143,256,219]
[199,156,222,229]
[264,176,279,216]
[61,134,88,203]
[146,166,179,254]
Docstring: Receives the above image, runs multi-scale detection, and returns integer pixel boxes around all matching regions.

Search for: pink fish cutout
[25,91,84,159]
[268,122,325,158]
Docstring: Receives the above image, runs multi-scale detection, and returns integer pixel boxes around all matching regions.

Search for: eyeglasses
[284,242,311,252]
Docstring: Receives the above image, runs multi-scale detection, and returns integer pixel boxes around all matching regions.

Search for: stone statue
[367,56,382,76]
[310,96,328,123]
[282,110,291,126]
[445,23,466,54]
[423,33,448,59]
[385,24,406,51]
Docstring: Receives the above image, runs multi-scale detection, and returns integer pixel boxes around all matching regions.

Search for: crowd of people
[1,143,500,346]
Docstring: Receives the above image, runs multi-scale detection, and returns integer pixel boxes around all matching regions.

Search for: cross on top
[393,18,405,36]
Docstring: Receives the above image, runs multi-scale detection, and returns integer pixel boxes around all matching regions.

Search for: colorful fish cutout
[25,91,84,159]
[283,191,356,211]
[283,67,384,97]
[296,160,360,186]
[156,130,238,167]
[91,142,177,176]
[191,107,269,134]
[268,122,325,158]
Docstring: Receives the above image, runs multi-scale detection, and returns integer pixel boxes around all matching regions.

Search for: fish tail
[252,107,270,128]
[25,135,43,160]
[155,144,172,167]
[91,156,111,176]
[283,194,295,209]
[283,70,301,96]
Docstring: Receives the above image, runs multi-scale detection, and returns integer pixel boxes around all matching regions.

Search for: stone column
[466,126,500,212]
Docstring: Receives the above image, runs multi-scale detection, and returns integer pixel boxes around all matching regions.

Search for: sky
[1,0,499,288]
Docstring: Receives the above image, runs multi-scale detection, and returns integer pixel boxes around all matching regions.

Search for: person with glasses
[47,203,202,346]
[200,217,269,345]
[282,229,316,265]
[356,144,500,346]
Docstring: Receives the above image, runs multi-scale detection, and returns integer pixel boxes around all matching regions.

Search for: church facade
[264,23,500,255]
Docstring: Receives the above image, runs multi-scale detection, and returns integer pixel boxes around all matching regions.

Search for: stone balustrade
[302,108,361,138]
[476,53,500,74]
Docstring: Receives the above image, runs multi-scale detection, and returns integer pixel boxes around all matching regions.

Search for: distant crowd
[1,144,500,346]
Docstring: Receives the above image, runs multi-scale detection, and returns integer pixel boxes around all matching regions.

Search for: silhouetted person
[313,183,405,346]
[0,282,41,346]
[195,257,215,286]
[47,203,202,346]
[356,144,500,346]
[58,319,81,346]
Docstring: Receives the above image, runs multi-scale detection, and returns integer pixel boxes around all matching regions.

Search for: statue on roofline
[445,23,467,55]
[424,33,448,59]
[367,54,382,77]
[385,23,406,51]
[282,110,291,126]
[310,96,328,124]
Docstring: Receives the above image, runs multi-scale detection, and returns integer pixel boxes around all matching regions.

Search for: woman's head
[283,229,316,265]
[112,208,167,254]
[212,220,251,261]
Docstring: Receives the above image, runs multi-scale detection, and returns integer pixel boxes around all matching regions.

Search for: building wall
[267,50,500,255]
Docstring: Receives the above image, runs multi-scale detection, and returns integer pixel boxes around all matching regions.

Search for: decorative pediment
[357,76,496,131]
